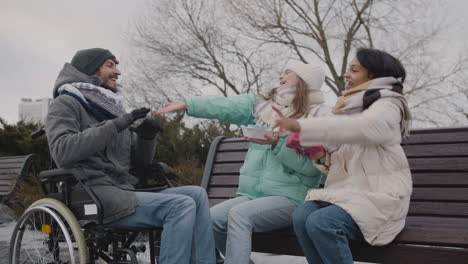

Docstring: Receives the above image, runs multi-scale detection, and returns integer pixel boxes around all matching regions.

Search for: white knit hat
[283,62,325,91]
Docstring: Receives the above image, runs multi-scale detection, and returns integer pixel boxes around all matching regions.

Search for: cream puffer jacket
[297,98,412,246]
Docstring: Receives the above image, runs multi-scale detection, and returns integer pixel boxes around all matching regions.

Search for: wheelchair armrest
[39,168,105,224]
[39,168,77,180]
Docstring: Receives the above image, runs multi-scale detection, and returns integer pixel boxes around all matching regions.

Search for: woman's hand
[272,106,300,132]
[244,132,279,148]
[155,101,187,115]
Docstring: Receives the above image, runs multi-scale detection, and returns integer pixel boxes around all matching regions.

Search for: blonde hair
[260,78,310,119]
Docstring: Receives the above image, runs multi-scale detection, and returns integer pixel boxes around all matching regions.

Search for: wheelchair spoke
[11,206,79,264]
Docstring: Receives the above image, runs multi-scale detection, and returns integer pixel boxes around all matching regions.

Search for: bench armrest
[39,168,77,180]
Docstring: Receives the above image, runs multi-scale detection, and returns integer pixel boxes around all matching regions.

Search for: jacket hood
[53,63,103,98]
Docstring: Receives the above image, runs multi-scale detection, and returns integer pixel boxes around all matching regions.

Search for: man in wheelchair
[43,48,216,264]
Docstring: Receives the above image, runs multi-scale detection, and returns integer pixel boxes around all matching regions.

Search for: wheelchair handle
[31,127,45,139]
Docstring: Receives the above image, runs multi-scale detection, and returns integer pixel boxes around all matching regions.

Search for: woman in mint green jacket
[156,62,325,264]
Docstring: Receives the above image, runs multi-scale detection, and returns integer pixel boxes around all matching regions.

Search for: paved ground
[1,203,309,263]
[0,222,15,262]
[1,218,309,263]
[0,206,370,263]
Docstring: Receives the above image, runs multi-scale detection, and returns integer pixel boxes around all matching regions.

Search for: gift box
[286,132,323,156]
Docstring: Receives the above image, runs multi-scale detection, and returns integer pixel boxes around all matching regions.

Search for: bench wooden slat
[215,152,247,163]
[208,178,468,215]
[0,168,22,175]
[208,172,468,187]
[0,173,21,181]
[411,187,468,201]
[0,162,27,169]
[408,157,468,171]
[412,172,468,186]
[221,138,248,143]
[218,126,468,142]
[215,134,468,155]
[251,215,468,247]
[212,163,243,174]
[0,160,28,166]
[403,129,468,145]
[395,216,468,246]
[408,201,468,217]
[349,242,468,264]
[216,141,468,158]
[403,143,468,157]
[0,179,15,185]
[252,235,468,263]
[214,153,468,171]
[217,142,249,151]
[0,155,32,161]
[208,184,468,216]
[0,185,14,192]
[212,161,468,181]
[209,179,468,201]
[219,127,468,147]
[210,175,240,185]
[209,186,468,202]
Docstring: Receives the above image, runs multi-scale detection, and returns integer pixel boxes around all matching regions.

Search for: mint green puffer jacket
[186,94,322,205]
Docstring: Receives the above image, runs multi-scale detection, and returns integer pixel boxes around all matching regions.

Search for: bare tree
[125,0,467,127]
[125,0,280,110]
[226,0,468,126]
[227,0,381,96]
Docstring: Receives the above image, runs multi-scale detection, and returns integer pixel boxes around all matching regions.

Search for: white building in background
[18,98,52,124]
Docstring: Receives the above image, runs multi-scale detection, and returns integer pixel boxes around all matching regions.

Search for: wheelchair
[9,128,175,264]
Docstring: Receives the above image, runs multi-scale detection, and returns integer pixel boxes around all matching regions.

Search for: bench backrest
[0,155,37,199]
[202,127,468,260]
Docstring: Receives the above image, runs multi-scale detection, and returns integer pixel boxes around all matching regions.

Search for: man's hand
[155,101,187,115]
[131,107,151,121]
[113,107,151,132]
[272,106,300,132]
[130,118,163,140]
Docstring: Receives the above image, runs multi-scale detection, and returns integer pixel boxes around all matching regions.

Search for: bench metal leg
[149,230,156,264]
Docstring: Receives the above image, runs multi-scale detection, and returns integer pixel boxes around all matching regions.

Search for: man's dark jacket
[45,63,156,223]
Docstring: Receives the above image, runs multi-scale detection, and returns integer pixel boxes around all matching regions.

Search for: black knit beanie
[71,48,116,76]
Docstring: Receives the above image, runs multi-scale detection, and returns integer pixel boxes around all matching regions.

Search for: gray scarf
[57,82,126,118]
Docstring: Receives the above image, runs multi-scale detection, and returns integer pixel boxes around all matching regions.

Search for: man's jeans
[110,186,216,264]
[292,201,363,264]
[211,195,296,264]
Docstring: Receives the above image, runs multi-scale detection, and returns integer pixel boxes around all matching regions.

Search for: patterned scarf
[333,77,412,137]
[254,86,325,128]
[57,82,126,121]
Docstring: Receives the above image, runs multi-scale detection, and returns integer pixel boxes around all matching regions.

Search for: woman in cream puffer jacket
[274,48,412,264]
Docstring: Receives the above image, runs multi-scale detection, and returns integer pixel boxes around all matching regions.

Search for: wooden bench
[201,127,468,264]
[0,155,37,202]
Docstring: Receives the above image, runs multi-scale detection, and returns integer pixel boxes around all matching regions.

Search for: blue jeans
[110,186,216,264]
[211,195,296,264]
[292,201,363,264]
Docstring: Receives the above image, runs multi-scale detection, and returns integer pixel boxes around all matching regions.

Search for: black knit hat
[71,48,116,76]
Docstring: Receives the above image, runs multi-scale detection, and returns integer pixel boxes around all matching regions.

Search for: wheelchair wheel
[9,198,88,264]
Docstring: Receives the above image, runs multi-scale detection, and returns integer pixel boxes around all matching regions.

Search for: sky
[1,0,468,124]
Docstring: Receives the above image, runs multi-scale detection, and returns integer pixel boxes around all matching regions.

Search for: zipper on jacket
[255,144,268,195]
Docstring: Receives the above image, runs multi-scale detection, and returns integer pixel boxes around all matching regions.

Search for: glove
[131,107,151,121]
[113,107,151,132]
[130,118,163,140]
